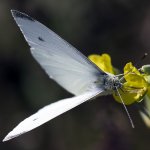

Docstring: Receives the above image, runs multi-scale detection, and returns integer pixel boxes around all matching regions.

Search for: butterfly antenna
[133,52,148,69]
[115,87,135,128]
[141,52,148,60]
[119,52,148,82]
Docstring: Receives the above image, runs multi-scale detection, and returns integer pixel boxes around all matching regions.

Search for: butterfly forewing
[11,10,106,95]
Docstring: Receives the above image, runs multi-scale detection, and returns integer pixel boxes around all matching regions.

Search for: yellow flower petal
[88,54,114,74]
[113,86,147,105]
[113,62,148,105]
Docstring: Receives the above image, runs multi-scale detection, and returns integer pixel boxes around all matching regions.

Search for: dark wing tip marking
[38,36,45,42]
[11,10,35,22]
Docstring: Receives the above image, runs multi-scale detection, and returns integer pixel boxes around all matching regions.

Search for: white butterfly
[3,10,130,142]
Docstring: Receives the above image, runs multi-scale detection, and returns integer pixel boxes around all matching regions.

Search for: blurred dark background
[1,0,150,150]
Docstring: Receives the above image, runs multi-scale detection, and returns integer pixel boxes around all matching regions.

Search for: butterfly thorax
[103,74,122,93]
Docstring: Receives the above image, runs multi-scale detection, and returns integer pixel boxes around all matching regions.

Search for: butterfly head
[104,74,122,92]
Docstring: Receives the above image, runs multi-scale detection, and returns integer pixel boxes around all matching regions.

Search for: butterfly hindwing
[3,89,102,141]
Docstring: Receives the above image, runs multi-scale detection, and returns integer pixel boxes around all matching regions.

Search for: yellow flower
[89,53,150,126]
[88,54,114,74]
[113,63,148,105]
[88,53,149,105]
